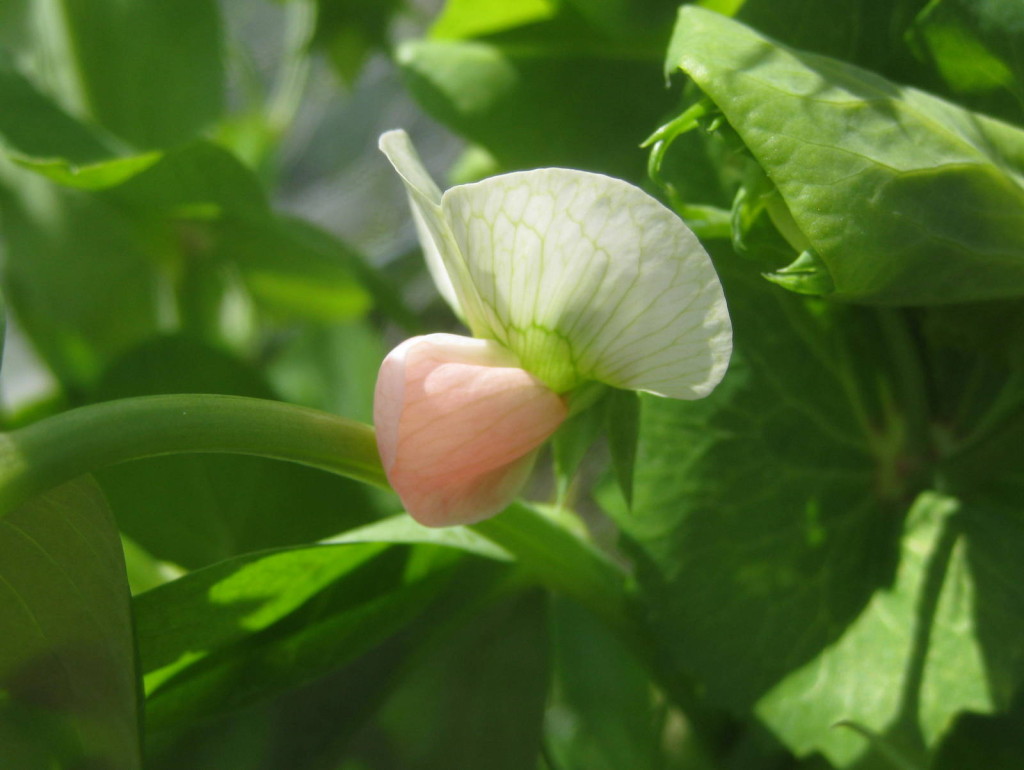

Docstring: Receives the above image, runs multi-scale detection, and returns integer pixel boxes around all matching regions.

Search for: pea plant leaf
[0,478,140,769]
[662,5,1024,304]
[138,534,512,731]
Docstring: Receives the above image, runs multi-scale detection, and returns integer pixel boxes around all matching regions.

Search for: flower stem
[0,394,387,519]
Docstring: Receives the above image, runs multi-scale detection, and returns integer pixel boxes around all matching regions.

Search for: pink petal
[374,334,567,527]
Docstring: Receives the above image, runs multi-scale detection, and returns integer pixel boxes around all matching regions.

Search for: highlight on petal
[442,169,732,398]
[374,333,567,527]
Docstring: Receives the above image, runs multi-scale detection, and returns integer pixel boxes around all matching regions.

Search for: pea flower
[375,130,732,527]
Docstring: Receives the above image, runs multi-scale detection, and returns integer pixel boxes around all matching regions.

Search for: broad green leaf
[12,153,164,190]
[136,521,511,692]
[545,597,664,770]
[13,142,266,216]
[618,244,916,760]
[751,493,955,766]
[552,406,605,503]
[325,514,513,562]
[34,0,224,148]
[218,216,372,323]
[757,494,1024,766]
[431,0,557,40]
[141,545,508,730]
[92,334,382,569]
[918,500,1024,741]
[664,6,1024,304]
[0,478,140,769]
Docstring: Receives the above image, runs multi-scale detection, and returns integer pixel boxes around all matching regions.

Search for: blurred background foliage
[0,0,1023,768]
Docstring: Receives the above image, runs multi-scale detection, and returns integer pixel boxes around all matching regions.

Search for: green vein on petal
[442,169,732,398]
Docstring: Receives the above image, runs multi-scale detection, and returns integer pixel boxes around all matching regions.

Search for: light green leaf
[0,478,140,769]
[136,543,388,685]
[430,0,557,40]
[664,6,1024,304]
[12,153,164,190]
[752,493,956,766]
[442,167,732,395]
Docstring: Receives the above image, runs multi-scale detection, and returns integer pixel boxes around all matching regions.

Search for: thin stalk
[0,394,386,518]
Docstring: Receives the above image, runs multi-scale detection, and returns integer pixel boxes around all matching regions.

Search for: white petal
[442,169,732,398]
[378,130,490,333]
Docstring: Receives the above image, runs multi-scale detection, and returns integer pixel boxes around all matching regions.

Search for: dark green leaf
[354,590,550,770]
[0,56,112,163]
[604,389,639,509]
[545,597,663,770]
[552,405,605,503]
[664,6,1024,304]
[313,0,404,83]
[0,478,140,769]
[932,694,1024,770]
[908,0,1024,124]
[733,0,927,79]
[618,244,923,763]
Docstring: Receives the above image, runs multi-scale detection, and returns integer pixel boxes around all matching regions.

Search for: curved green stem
[0,394,386,518]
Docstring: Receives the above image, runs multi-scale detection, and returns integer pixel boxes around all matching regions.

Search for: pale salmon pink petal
[374,334,567,527]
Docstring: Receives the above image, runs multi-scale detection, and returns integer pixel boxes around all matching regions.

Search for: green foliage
[1,0,1023,767]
